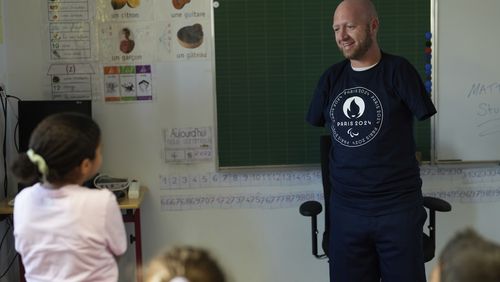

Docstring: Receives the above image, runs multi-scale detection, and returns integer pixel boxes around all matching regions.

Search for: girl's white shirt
[14,183,127,282]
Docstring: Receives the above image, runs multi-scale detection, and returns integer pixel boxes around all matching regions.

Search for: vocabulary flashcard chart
[99,21,156,63]
[96,0,153,22]
[47,0,93,61]
[49,22,92,60]
[48,63,94,100]
[103,65,152,102]
[48,0,90,22]
[156,0,211,61]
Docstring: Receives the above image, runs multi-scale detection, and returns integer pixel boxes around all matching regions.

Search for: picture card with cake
[156,20,210,61]
[95,0,154,22]
[172,20,210,61]
[155,0,211,61]
[99,21,156,63]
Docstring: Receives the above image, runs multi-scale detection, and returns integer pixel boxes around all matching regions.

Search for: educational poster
[95,0,154,22]
[157,166,500,210]
[45,0,98,100]
[42,0,214,100]
[159,169,322,189]
[99,22,156,63]
[48,0,91,22]
[161,191,324,211]
[161,127,213,164]
[103,65,152,102]
[97,0,156,102]
[97,0,155,64]
[47,0,96,60]
[47,63,95,100]
[49,22,92,60]
[156,0,211,61]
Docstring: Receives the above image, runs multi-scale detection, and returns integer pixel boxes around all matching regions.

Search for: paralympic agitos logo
[329,87,383,147]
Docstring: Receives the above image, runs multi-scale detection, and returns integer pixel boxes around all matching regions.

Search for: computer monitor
[18,100,92,152]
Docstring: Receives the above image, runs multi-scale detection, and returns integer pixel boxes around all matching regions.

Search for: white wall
[0,1,499,282]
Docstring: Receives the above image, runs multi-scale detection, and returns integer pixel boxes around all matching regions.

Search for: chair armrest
[423,196,452,212]
[299,201,323,217]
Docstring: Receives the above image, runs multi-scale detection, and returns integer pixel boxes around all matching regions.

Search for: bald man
[306,0,436,281]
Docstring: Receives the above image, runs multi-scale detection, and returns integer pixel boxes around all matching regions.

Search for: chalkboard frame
[214,0,431,168]
[432,0,500,163]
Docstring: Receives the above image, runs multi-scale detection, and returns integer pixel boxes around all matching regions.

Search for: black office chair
[300,135,452,262]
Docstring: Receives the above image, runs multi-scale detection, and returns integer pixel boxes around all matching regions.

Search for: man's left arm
[395,60,437,121]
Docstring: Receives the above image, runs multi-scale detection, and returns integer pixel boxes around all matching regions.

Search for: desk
[0,186,147,282]
[120,186,146,282]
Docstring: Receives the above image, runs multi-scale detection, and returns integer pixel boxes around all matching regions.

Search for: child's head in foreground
[430,228,500,282]
[145,246,226,282]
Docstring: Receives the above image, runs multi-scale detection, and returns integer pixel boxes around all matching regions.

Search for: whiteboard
[433,0,500,162]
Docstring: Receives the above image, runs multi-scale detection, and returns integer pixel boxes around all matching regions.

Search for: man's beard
[339,26,373,60]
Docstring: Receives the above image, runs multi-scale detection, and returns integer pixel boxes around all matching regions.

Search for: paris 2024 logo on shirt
[329,87,383,147]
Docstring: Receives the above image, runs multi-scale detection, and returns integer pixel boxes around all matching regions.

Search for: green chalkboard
[215,0,431,168]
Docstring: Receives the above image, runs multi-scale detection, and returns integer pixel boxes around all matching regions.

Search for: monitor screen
[18,100,92,152]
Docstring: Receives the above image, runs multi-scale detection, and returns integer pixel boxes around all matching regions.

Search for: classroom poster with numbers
[44,0,97,100]
[157,166,500,210]
[48,63,95,100]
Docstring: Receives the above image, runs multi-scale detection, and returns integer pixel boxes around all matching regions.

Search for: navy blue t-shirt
[306,52,436,216]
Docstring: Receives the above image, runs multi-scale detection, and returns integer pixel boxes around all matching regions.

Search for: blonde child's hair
[145,246,226,282]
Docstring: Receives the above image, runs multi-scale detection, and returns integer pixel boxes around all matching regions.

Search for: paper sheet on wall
[97,0,211,63]
[421,166,500,203]
[161,191,324,211]
[159,168,322,189]
[154,0,210,61]
[161,127,213,164]
[47,0,96,61]
[99,21,156,63]
[42,0,213,100]
[47,63,95,100]
[45,0,97,99]
[158,165,500,210]
[103,64,152,102]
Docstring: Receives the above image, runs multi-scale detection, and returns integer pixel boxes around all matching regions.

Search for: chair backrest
[301,135,452,261]
[316,135,452,262]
